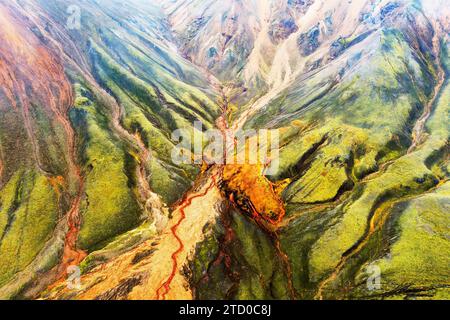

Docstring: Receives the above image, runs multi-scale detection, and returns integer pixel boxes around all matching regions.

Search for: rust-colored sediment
[0,3,86,281]
[408,23,445,154]
[56,178,87,279]
[223,164,286,226]
[155,174,219,300]
[44,168,223,300]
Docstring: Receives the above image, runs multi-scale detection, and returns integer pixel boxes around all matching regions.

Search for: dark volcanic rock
[95,274,144,300]
[297,24,321,56]
[288,0,315,13]
[268,15,299,43]
[305,58,323,72]
[330,30,375,59]
[330,37,347,59]
[380,2,400,20]
[185,16,209,42]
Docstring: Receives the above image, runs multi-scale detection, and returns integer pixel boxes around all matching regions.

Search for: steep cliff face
[0,0,448,300]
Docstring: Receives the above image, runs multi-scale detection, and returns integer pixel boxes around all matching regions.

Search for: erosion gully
[155,174,219,300]
[0,1,90,286]
[315,25,446,300]
[152,73,296,299]
[51,85,87,281]
[408,24,446,154]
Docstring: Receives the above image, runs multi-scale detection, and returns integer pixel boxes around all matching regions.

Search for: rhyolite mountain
[0,0,448,300]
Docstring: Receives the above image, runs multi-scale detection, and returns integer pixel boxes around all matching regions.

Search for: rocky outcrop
[268,14,299,44]
[297,24,321,56]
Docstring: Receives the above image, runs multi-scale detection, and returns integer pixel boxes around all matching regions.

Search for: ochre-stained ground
[44,169,223,300]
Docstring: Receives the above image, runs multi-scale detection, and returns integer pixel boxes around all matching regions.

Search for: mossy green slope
[0,171,58,286]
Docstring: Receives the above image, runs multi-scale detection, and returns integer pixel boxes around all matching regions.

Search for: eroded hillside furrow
[156,173,219,300]
[273,232,296,299]
[0,156,3,185]
[56,177,87,279]
[361,29,445,185]
[0,2,87,283]
[314,177,448,300]
[104,88,170,230]
[134,132,169,230]
[408,25,446,154]
[21,100,50,176]
[194,71,293,298]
